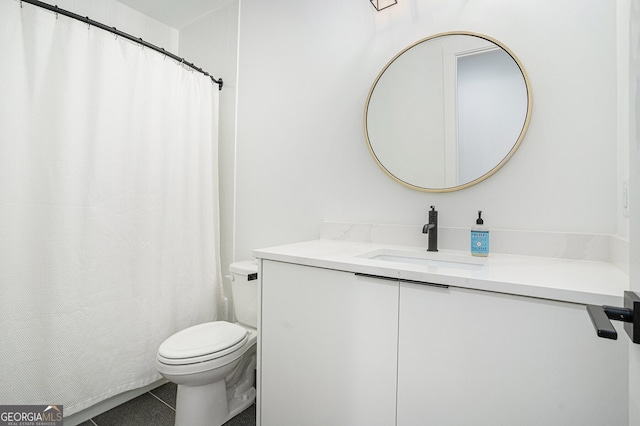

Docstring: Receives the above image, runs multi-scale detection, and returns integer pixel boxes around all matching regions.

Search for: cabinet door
[397,282,628,426]
[260,261,398,426]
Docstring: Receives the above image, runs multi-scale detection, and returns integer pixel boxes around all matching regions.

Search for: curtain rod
[19,0,224,90]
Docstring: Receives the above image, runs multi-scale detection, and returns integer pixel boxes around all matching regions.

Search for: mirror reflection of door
[456,48,528,184]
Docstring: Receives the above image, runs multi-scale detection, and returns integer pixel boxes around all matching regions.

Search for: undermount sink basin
[361,249,485,271]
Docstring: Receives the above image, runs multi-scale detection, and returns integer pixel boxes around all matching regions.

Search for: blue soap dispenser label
[471,231,489,255]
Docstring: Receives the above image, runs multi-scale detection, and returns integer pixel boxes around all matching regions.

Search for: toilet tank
[229,260,258,328]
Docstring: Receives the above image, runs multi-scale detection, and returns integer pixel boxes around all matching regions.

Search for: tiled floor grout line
[148,390,177,412]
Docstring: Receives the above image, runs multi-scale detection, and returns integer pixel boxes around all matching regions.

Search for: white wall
[235,0,622,260]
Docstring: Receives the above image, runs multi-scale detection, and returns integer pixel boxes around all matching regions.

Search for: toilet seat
[158,321,248,366]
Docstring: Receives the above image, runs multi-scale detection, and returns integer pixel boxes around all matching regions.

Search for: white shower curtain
[0,1,221,415]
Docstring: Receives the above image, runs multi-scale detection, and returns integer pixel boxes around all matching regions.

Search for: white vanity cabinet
[257,242,629,426]
[397,281,628,426]
[259,260,399,426]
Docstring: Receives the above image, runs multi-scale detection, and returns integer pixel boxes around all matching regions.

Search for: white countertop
[253,239,629,306]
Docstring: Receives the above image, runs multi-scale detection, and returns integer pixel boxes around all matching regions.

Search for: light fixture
[370,0,397,11]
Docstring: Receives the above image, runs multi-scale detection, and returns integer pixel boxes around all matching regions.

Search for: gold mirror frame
[364,31,533,193]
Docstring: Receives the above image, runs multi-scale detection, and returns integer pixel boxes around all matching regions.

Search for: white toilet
[156,260,258,426]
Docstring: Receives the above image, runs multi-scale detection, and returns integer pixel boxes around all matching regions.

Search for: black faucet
[422,206,438,252]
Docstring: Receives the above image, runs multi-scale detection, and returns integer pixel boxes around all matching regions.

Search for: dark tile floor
[78,382,255,426]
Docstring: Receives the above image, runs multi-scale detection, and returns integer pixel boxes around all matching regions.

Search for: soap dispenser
[471,211,489,257]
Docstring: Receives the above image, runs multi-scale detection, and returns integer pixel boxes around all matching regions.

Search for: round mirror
[364,32,532,192]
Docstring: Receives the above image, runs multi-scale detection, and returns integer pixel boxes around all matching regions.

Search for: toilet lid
[158,322,248,362]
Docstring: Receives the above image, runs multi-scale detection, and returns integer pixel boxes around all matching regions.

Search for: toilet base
[173,348,257,426]
[174,381,256,426]
[175,380,228,426]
